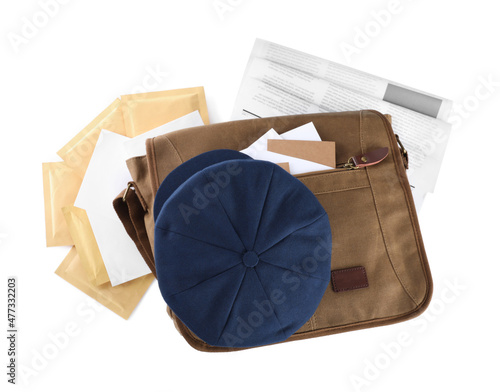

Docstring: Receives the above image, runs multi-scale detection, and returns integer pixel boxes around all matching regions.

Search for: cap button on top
[242,251,259,268]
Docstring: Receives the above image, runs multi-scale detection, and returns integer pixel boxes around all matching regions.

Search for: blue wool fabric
[154,150,332,348]
[153,150,253,221]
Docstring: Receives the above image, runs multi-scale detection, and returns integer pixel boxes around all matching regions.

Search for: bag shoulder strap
[113,182,157,277]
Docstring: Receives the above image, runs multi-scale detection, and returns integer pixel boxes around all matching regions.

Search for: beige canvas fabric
[114,110,432,351]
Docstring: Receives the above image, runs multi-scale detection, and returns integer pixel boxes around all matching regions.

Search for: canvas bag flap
[117,110,432,351]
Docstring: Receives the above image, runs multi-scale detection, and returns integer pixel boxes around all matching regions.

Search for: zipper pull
[338,147,389,169]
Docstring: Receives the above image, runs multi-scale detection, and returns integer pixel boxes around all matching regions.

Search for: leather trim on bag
[331,267,369,292]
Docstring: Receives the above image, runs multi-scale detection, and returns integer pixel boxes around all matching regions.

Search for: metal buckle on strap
[338,147,389,170]
[343,157,360,170]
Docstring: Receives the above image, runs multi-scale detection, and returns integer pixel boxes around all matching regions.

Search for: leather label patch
[331,266,368,292]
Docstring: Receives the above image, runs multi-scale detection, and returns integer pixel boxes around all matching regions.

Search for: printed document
[232,39,453,207]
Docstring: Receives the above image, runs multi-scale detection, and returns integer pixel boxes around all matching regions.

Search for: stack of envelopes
[43,87,209,319]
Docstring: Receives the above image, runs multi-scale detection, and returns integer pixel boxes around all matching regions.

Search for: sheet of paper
[74,131,148,286]
[236,39,453,121]
[240,129,282,156]
[231,40,453,201]
[281,122,322,141]
[75,111,204,286]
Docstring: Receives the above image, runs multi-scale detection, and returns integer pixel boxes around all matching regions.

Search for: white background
[1,0,499,391]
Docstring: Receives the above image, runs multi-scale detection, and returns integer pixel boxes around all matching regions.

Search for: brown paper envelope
[267,140,336,168]
[57,88,209,175]
[49,87,210,268]
[57,99,126,178]
[276,162,290,172]
[43,162,82,247]
[62,206,110,286]
[51,100,127,250]
[121,87,209,137]
[55,247,154,320]
[64,90,209,283]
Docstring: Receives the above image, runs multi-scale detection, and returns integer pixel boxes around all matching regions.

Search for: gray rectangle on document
[383,84,442,118]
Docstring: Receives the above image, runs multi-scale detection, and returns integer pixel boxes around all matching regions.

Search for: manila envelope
[55,247,154,320]
[47,88,209,251]
[267,140,336,168]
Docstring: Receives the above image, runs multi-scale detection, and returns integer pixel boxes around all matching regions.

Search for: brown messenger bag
[113,110,433,351]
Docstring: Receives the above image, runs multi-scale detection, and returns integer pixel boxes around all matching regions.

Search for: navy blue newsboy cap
[154,150,332,348]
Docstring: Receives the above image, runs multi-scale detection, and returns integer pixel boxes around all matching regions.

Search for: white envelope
[75,111,205,286]
[240,129,282,156]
